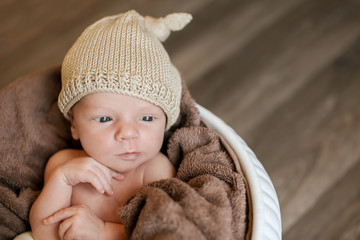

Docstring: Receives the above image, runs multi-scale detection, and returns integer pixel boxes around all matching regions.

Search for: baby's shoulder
[51,148,85,159]
[142,153,176,185]
[48,149,85,165]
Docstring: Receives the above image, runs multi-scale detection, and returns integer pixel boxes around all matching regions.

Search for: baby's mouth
[117,152,140,160]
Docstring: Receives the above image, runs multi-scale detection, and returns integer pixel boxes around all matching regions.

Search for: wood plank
[188,0,360,138]
[172,0,307,85]
[0,0,211,88]
[249,37,360,232]
[284,161,360,239]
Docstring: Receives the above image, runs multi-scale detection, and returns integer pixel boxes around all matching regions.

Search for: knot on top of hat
[144,13,192,42]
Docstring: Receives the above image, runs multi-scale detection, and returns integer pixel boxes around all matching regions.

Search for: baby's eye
[141,116,154,122]
[95,116,112,123]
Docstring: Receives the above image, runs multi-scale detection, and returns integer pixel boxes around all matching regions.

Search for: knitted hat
[58,10,192,129]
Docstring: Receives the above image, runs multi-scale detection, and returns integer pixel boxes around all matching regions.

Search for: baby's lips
[117,152,140,160]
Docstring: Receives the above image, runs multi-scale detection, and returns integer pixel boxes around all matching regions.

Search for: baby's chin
[109,156,149,174]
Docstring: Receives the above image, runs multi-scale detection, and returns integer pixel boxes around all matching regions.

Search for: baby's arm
[29,150,75,240]
[29,149,121,240]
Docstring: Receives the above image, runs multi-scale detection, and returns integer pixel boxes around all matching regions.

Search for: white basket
[197,104,282,240]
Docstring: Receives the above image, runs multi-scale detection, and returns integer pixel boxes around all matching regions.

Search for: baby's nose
[115,122,139,141]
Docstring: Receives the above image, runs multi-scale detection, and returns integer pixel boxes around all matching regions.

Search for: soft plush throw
[0,66,249,239]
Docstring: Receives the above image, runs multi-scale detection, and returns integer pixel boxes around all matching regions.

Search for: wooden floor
[1,0,360,239]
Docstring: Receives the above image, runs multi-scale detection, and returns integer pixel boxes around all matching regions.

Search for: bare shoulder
[142,153,176,185]
[44,149,86,182]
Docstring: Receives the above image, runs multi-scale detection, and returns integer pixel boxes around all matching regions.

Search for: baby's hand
[44,204,105,240]
[56,156,124,196]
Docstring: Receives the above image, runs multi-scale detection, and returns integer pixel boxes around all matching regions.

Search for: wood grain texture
[1,0,360,239]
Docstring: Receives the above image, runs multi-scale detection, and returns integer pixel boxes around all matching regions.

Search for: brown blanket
[0,66,248,239]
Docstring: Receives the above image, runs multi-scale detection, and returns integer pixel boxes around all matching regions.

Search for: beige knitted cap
[58,10,192,129]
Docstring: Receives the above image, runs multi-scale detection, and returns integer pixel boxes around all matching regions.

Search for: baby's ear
[68,111,79,140]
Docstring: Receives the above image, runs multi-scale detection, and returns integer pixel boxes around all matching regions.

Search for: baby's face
[70,92,166,173]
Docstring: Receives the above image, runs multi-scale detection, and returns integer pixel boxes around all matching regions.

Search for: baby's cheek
[82,137,109,157]
[148,134,164,153]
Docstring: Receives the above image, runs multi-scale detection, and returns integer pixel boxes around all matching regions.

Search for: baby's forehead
[75,92,164,112]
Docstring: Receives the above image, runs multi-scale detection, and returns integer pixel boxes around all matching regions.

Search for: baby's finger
[111,170,125,181]
[43,207,75,225]
[89,162,115,195]
[86,170,112,195]
[92,161,114,181]
[58,217,73,240]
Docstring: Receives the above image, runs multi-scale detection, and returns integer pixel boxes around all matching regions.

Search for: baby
[29,10,192,240]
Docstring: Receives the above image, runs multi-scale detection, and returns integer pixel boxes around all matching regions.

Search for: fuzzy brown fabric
[0,66,72,239]
[0,66,248,239]
[120,127,248,239]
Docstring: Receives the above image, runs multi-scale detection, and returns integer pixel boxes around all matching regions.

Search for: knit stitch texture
[58,10,192,129]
